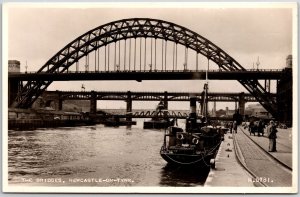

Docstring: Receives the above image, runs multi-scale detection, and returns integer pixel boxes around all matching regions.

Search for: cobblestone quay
[234,127,292,187]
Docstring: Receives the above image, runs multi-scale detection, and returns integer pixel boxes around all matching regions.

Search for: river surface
[8,119,209,187]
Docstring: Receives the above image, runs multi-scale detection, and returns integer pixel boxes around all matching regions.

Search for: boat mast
[203,83,208,122]
[203,58,209,122]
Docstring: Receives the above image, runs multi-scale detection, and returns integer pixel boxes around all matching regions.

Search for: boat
[143,101,175,129]
[143,118,175,130]
[160,83,224,167]
[103,116,136,127]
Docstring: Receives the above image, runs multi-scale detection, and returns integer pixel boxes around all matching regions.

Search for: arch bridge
[11,18,278,117]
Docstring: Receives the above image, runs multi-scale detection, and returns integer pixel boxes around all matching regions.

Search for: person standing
[257,119,264,137]
[249,119,254,135]
[267,120,278,152]
[233,121,237,133]
[229,121,233,133]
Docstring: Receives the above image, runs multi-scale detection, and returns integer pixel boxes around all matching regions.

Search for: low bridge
[41,90,276,116]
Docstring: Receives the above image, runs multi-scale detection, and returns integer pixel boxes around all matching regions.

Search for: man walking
[267,120,278,152]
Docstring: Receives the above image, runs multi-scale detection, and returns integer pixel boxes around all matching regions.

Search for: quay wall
[8,108,93,131]
[8,119,93,131]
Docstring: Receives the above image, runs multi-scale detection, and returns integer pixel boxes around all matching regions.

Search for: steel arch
[13,18,276,116]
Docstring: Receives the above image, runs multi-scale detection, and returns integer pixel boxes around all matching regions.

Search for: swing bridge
[8,18,290,119]
[96,110,233,121]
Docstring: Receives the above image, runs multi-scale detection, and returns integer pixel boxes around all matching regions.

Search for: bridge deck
[8,69,283,81]
[43,90,275,102]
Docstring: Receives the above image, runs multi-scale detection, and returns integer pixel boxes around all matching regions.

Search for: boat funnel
[190,96,197,117]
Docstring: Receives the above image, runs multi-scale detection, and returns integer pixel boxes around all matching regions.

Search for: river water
[8,119,209,187]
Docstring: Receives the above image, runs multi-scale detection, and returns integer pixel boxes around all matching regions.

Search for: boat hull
[104,120,136,127]
[160,149,215,166]
[143,120,173,129]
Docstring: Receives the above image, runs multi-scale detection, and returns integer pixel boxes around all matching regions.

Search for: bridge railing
[12,68,284,75]
[45,90,276,97]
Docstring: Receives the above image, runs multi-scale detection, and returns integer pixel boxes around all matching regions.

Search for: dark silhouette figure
[257,119,265,136]
[233,110,243,125]
[266,120,278,152]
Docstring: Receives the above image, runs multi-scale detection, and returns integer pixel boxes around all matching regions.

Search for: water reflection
[160,164,209,186]
[8,121,210,186]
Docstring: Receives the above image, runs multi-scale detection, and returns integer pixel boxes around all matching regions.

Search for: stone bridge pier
[90,91,97,114]
[126,91,132,121]
[238,92,246,116]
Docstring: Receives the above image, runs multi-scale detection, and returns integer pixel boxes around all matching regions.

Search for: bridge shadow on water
[159,163,210,187]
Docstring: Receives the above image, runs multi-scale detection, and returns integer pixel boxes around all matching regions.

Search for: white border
[2,2,298,194]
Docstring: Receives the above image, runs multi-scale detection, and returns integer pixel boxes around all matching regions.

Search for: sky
[6,3,295,110]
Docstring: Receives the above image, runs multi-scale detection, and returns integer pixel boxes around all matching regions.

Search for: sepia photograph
[2,2,298,193]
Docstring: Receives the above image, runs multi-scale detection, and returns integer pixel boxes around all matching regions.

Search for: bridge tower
[277,55,293,126]
[8,60,21,106]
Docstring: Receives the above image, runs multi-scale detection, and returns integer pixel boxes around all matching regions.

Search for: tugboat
[143,101,175,129]
[160,84,223,167]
